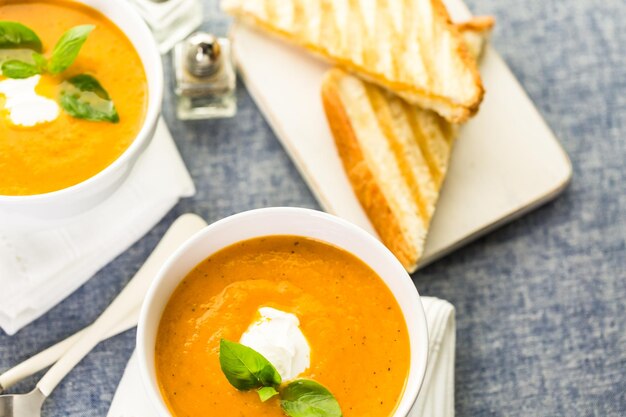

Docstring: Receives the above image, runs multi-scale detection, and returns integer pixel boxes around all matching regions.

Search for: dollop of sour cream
[0,75,59,127]
[240,307,311,381]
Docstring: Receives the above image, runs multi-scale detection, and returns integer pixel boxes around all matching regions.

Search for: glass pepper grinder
[173,32,237,120]
[127,0,203,54]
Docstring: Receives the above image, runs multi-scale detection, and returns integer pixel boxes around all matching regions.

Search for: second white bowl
[0,0,163,231]
[137,207,429,417]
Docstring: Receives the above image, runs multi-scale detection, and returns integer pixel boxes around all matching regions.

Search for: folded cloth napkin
[0,118,195,335]
[107,297,455,417]
[411,297,456,417]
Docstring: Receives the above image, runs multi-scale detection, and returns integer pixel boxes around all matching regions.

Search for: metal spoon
[0,213,206,417]
[0,307,140,394]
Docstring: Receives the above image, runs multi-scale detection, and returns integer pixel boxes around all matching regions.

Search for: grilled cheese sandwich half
[223,0,485,123]
[321,17,493,271]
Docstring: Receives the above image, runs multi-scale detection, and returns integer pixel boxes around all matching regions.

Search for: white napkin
[0,118,195,335]
[107,297,455,417]
[410,297,456,417]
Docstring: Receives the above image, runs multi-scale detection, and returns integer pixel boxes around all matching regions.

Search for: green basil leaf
[60,74,119,123]
[281,380,342,417]
[219,339,282,391]
[258,386,279,402]
[48,24,94,74]
[1,59,40,78]
[0,21,42,52]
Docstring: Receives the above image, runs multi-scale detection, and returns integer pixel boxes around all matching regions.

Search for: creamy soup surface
[155,235,411,417]
[0,0,147,196]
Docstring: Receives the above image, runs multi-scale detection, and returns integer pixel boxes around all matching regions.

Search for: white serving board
[231,1,572,268]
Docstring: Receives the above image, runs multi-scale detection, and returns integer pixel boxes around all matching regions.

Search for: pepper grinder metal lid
[186,32,222,78]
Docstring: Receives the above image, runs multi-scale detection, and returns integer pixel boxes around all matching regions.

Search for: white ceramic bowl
[0,0,163,230]
[137,207,429,417]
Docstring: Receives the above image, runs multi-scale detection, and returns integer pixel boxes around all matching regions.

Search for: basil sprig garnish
[0,22,92,76]
[0,21,117,123]
[60,74,119,123]
[219,339,282,398]
[219,339,343,415]
[281,380,343,417]
[0,21,42,52]
[48,24,94,74]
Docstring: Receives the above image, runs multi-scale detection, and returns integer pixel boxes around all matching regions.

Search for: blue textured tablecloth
[1,0,625,415]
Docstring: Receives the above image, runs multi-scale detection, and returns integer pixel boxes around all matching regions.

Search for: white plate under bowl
[230,0,572,269]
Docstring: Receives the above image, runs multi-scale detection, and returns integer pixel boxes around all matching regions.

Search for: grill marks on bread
[322,71,454,271]
[320,17,494,271]
[223,0,485,122]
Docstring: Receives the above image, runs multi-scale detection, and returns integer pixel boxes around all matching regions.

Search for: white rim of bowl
[137,207,429,417]
[0,0,163,203]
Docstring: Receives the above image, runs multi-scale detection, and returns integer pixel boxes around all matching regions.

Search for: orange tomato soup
[155,236,410,417]
[0,0,147,195]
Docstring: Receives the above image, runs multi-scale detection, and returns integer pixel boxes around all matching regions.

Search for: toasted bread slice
[321,18,493,271]
[223,0,484,123]
[322,70,453,271]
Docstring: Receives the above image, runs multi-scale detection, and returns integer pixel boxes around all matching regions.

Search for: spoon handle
[35,213,207,397]
[0,307,139,392]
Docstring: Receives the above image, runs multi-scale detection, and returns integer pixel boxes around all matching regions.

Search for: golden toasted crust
[456,16,495,63]
[321,69,419,271]
[456,15,496,33]
[224,0,484,123]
